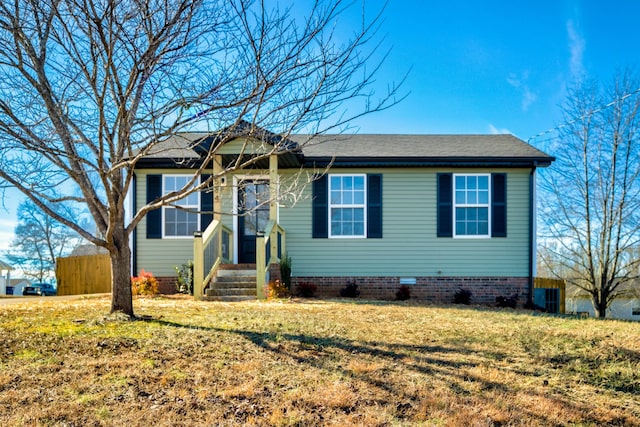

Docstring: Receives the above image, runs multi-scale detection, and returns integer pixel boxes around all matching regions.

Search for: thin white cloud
[522,87,537,111]
[506,71,537,111]
[488,124,512,135]
[507,73,521,88]
[567,20,585,82]
[0,218,16,253]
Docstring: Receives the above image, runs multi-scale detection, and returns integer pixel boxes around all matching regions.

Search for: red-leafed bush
[131,269,159,296]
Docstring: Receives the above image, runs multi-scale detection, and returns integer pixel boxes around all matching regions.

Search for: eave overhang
[134,151,303,170]
[302,156,555,169]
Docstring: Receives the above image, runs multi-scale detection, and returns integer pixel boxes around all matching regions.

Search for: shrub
[268,279,290,299]
[279,254,292,291]
[453,288,472,305]
[395,285,411,301]
[131,269,159,296]
[296,281,317,298]
[175,260,194,294]
[496,293,519,308]
[339,280,360,298]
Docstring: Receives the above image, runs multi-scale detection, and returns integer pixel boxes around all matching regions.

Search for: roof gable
[135,121,301,168]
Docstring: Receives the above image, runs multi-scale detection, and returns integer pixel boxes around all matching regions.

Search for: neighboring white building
[8,278,31,296]
[566,284,640,321]
[0,259,12,295]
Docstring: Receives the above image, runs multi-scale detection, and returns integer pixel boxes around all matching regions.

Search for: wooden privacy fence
[56,254,111,295]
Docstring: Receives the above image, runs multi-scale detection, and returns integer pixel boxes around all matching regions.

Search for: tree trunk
[109,225,134,317]
[596,299,607,319]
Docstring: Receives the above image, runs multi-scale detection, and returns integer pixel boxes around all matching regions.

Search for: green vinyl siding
[216,138,270,155]
[135,169,267,276]
[279,168,531,277]
[135,167,533,278]
[135,169,202,277]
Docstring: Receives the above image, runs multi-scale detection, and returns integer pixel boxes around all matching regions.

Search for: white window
[163,175,200,237]
[329,174,366,238]
[454,174,490,238]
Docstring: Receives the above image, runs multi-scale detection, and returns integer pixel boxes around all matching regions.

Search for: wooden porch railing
[193,219,233,300]
[256,220,286,299]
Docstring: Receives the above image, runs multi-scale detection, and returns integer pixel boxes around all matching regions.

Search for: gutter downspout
[528,162,538,306]
[131,173,137,276]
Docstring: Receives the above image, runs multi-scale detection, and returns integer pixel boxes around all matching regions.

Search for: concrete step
[212,281,257,290]
[214,275,256,283]
[203,295,257,302]
[206,287,256,297]
[216,269,256,278]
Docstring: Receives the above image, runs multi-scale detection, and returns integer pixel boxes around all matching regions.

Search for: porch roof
[136,121,303,169]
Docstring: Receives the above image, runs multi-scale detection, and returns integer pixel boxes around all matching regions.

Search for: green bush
[395,285,411,301]
[279,254,292,291]
[453,288,472,305]
[496,293,519,308]
[339,280,360,298]
[175,260,194,294]
[296,281,317,298]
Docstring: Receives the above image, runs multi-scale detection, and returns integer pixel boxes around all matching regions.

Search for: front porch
[192,153,287,301]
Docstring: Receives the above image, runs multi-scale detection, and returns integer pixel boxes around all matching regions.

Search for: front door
[237,180,270,263]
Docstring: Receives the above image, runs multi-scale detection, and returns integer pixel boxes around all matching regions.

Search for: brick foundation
[156,273,529,305]
[292,276,529,306]
[155,276,178,295]
[268,263,282,283]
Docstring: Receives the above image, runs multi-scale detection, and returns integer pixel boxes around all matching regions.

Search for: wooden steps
[203,264,256,302]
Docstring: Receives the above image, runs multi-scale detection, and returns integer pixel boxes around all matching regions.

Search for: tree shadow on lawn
[141,317,616,425]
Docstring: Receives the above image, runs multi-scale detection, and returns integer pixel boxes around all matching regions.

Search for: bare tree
[538,71,640,318]
[7,199,84,282]
[0,0,401,317]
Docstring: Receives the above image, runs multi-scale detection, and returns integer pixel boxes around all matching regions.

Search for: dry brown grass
[0,296,638,426]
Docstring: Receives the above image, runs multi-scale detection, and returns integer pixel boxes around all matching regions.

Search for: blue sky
[1,1,639,255]
[346,0,639,138]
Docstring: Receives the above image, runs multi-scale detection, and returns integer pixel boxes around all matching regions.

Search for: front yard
[0,296,638,426]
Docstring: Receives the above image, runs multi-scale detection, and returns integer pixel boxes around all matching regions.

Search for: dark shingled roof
[137,131,554,169]
[290,134,553,167]
[138,133,208,160]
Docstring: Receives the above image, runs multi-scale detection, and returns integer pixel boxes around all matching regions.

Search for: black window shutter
[367,174,383,238]
[492,173,507,237]
[200,174,213,231]
[146,174,162,239]
[437,173,453,237]
[312,174,328,238]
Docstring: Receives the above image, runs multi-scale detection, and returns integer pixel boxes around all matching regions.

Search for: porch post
[269,154,279,262]
[256,233,266,299]
[213,154,223,222]
[193,231,204,300]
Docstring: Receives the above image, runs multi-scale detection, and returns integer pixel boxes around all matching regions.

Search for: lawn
[0,296,638,426]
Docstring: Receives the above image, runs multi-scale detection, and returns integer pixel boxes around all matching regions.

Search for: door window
[241,181,270,235]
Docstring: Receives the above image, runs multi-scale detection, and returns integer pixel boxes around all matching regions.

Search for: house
[131,124,554,303]
[7,278,31,296]
[566,283,640,321]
